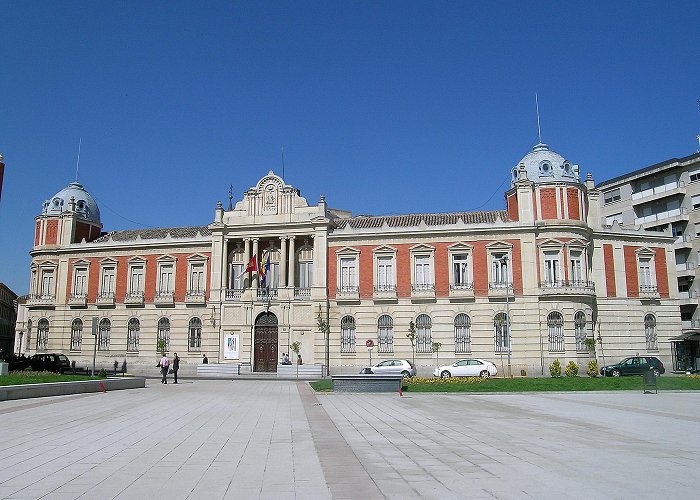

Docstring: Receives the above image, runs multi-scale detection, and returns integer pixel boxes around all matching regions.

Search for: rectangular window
[377,256,394,290]
[604,188,621,204]
[129,265,144,293]
[543,251,560,285]
[452,254,469,286]
[100,267,115,296]
[639,257,655,290]
[693,195,700,210]
[340,324,356,353]
[690,170,700,183]
[159,264,174,293]
[414,255,432,288]
[73,268,88,297]
[605,213,623,225]
[340,258,357,291]
[570,251,584,284]
[189,263,205,292]
[298,261,313,288]
[491,252,509,286]
[230,263,243,289]
[40,270,54,298]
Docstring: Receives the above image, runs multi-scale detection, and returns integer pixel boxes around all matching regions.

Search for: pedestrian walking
[172,353,180,384]
[297,354,303,365]
[159,353,170,384]
[202,353,208,364]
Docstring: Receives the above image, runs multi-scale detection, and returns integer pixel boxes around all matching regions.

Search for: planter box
[331,374,403,392]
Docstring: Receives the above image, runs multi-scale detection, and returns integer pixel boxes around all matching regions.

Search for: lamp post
[500,256,512,378]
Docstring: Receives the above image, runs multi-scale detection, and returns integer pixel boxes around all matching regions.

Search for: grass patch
[309,375,700,393]
[0,371,99,386]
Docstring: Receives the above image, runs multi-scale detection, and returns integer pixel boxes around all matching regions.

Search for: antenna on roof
[228,184,233,211]
[281,146,286,182]
[536,94,542,144]
[75,138,82,182]
[696,98,700,152]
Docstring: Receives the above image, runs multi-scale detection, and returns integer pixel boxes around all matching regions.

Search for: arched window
[547,312,564,352]
[378,315,394,353]
[645,314,657,350]
[127,318,140,352]
[340,315,356,353]
[37,318,49,351]
[494,312,509,352]
[70,318,83,351]
[415,314,432,353]
[189,317,202,352]
[98,318,111,351]
[454,314,471,353]
[157,318,171,352]
[574,311,587,351]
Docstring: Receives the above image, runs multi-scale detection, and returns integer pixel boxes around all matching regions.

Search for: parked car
[434,358,498,379]
[600,356,665,377]
[365,359,417,378]
[29,353,71,373]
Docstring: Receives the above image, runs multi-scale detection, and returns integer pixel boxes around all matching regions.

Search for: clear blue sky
[2,1,699,294]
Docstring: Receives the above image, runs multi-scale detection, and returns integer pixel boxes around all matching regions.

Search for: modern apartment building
[599,151,700,372]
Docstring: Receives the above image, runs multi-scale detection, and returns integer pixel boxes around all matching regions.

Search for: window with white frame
[127,318,140,352]
[574,311,587,351]
[188,317,202,351]
[454,313,471,353]
[297,247,314,288]
[339,256,358,292]
[158,262,175,295]
[376,254,395,291]
[378,315,394,353]
[570,250,585,284]
[605,213,623,226]
[340,315,356,353]
[543,250,561,286]
[451,252,472,289]
[228,248,245,290]
[415,314,432,353]
[157,317,170,351]
[490,251,510,287]
[604,188,621,204]
[645,314,657,350]
[70,318,82,351]
[98,318,110,351]
[547,311,565,352]
[100,264,116,298]
[37,318,49,351]
[494,312,509,352]
[128,262,145,297]
[40,268,55,298]
[413,254,433,290]
[188,261,206,293]
[638,253,656,292]
[261,249,281,288]
[73,266,88,297]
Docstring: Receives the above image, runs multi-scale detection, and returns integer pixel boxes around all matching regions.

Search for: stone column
[252,238,259,289]
[288,236,296,288]
[243,238,251,289]
[280,237,288,287]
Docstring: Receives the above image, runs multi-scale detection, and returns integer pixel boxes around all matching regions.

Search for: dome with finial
[511,143,580,186]
[41,181,101,224]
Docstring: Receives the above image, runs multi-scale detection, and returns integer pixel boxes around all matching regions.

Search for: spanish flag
[259,253,271,288]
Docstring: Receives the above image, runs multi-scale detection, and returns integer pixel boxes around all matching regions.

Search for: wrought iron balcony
[257,288,278,301]
[538,280,595,296]
[68,293,87,307]
[154,291,174,306]
[96,291,115,306]
[336,285,360,302]
[373,284,397,301]
[411,283,435,301]
[124,291,145,306]
[225,288,243,301]
[449,282,474,299]
[488,282,513,298]
[639,284,660,300]
[294,287,311,300]
[27,293,56,307]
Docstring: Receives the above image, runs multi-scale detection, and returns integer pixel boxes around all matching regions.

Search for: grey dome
[511,143,580,186]
[41,182,101,224]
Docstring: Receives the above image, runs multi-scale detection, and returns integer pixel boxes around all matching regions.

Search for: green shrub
[549,359,562,378]
[98,368,107,378]
[587,359,599,378]
[565,360,579,377]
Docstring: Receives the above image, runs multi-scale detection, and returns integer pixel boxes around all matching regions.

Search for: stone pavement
[0,380,698,499]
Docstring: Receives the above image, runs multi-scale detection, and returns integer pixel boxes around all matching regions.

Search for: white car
[367,359,417,378]
[433,359,497,379]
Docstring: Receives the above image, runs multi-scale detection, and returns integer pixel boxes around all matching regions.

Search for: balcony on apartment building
[639,284,661,300]
[27,293,56,308]
[676,261,697,276]
[488,282,513,299]
[124,291,145,306]
[373,284,397,301]
[96,291,115,307]
[631,179,685,205]
[679,289,698,305]
[674,233,694,249]
[682,319,700,330]
[411,283,436,301]
[449,282,475,300]
[185,289,206,305]
[635,207,689,225]
[538,280,596,297]
[68,293,87,307]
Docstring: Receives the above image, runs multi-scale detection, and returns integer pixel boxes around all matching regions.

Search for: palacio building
[15,143,681,376]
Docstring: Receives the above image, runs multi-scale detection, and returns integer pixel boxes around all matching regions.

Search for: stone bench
[196,364,240,377]
[331,374,403,392]
[276,364,326,379]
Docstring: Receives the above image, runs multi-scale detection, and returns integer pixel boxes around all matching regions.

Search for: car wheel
[611,369,621,377]
[401,370,411,378]
[440,370,451,378]
[652,368,661,377]
[479,370,490,379]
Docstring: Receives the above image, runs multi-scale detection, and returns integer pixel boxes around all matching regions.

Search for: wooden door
[254,326,278,372]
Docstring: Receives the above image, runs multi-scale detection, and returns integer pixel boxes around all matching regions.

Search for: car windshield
[58,355,69,362]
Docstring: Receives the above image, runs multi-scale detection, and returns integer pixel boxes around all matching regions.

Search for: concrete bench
[196,364,240,377]
[276,364,326,379]
[331,374,403,392]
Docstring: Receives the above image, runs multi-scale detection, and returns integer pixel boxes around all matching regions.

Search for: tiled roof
[332,210,509,229]
[92,226,212,243]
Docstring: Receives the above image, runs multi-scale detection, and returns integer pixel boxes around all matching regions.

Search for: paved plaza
[0,380,698,499]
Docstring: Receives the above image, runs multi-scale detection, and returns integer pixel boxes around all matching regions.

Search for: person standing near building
[297,354,303,365]
[159,353,170,384]
[202,353,208,364]
[172,353,180,384]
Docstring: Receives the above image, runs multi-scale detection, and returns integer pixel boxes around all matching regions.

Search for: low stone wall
[277,364,326,379]
[196,364,240,377]
[331,374,403,392]
[0,377,146,402]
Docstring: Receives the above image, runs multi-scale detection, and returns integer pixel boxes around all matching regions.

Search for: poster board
[224,333,240,359]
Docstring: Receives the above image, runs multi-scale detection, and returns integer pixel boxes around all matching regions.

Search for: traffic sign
[365,339,374,349]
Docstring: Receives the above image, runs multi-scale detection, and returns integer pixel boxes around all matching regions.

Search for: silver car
[368,359,417,378]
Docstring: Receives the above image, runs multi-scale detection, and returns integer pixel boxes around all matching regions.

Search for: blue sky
[2,1,699,294]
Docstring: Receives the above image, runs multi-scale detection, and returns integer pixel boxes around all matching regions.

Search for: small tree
[549,358,562,378]
[290,341,301,378]
[156,338,167,355]
[587,359,599,378]
[407,321,416,367]
[565,360,579,377]
[431,341,442,368]
[583,337,596,355]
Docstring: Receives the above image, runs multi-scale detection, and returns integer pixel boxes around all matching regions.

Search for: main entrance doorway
[254,312,279,372]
